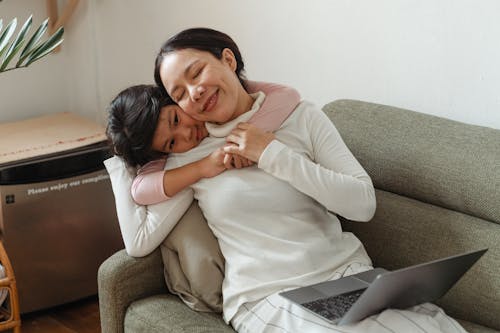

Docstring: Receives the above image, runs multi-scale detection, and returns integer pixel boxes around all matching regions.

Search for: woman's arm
[226,102,376,222]
[104,156,194,257]
[259,115,376,221]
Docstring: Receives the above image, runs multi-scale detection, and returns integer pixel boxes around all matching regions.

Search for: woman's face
[158,48,243,123]
[151,104,208,154]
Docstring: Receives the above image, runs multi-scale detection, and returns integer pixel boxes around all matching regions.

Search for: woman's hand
[223,152,254,169]
[224,122,276,162]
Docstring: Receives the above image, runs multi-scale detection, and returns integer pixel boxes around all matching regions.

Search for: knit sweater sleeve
[258,102,376,222]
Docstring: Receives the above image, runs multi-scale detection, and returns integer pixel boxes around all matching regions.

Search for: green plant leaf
[0,40,26,71]
[0,19,3,33]
[25,27,64,66]
[24,38,63,67]
[0,15,32,71]
[17,18,49,66]
[0,18,17,59]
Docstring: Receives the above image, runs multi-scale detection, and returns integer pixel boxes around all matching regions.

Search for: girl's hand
[201,149,254,178]
[201,148,227,178]
[224,122,275,162]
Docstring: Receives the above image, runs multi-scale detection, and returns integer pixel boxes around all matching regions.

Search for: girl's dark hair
[106,84,173,168]
[154,27,247,96]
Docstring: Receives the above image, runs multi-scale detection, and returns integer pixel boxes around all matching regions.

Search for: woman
[107,28,466,332]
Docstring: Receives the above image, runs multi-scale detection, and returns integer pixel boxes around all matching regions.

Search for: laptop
[279,248,487,326]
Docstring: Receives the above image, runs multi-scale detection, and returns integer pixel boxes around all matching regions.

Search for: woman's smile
[203,90,219,113]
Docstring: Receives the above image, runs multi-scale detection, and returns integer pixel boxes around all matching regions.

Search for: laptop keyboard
[301,289,365,321]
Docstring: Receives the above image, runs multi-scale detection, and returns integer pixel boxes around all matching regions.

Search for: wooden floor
[13,296,100,333]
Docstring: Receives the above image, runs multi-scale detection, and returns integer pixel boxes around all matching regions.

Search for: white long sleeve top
[104,92,376,323]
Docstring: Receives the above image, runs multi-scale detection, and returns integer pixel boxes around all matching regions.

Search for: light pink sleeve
[246,81,301,132]
[131,158,170,205]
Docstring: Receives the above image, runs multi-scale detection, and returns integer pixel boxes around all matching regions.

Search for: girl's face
[158,48,244,123]
[151,104,208,154]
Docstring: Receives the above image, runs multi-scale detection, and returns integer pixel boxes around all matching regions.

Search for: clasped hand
[201,123,275,178]
[224,122,276,162]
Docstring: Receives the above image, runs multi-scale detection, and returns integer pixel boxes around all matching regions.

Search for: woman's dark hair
[106,84,173,168]
[154,27,247,96]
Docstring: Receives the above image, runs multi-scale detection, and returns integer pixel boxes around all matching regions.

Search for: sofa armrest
[98,248,167,333]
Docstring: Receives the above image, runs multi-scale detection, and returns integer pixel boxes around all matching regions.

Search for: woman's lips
[202,90,218,113]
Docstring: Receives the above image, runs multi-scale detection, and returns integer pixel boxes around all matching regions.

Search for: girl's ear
[221,48,237,72]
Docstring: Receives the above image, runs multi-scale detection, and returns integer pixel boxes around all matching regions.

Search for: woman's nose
[189,85,206,102]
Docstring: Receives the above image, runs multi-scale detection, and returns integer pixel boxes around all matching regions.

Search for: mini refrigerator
[0,113,124,313]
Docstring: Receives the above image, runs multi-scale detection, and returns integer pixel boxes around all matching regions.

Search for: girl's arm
[132,150,227,205]
[246,80,301,131]
[131,159,169,205]
[104,156,194,257]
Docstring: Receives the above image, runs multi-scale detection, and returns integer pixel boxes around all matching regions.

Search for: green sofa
[98,100,500,333]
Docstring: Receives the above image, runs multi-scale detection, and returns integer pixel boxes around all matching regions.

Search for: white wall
[1,0,499,129]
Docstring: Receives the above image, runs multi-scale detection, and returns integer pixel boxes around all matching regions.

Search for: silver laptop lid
[339,248,487,325]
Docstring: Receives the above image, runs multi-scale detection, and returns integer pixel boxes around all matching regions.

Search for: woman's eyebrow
[185,60,199,76]
[171,60,200,95]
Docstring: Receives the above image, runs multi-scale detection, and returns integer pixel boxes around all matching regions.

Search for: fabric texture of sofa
[98,99,500,333]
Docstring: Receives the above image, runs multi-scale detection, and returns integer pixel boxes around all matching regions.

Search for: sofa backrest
[323,99,500,224]
[323,99,500,330]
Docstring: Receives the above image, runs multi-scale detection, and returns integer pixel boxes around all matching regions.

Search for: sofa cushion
[124,294,235,333]
[323,99,500,225]
[161,201,224,313]
[457,320,500,333]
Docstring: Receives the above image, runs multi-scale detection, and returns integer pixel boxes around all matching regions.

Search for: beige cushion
[160,201,224,312]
